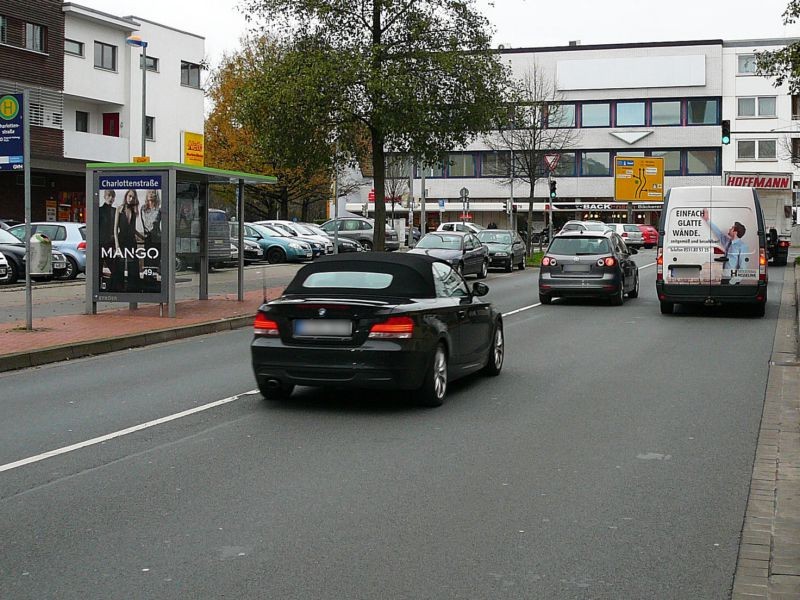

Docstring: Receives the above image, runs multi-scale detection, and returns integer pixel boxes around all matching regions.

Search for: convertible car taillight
[254,312,280,336]
[369,316,414,339]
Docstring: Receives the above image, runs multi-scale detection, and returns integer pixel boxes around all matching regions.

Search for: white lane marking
[499,261,656,318]
[0,390,259,474]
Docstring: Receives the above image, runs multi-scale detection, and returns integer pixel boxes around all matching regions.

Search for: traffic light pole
[547,173,554,243]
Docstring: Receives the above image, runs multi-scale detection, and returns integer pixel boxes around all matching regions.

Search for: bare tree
[485,63,581,255]
[385,154,411,224]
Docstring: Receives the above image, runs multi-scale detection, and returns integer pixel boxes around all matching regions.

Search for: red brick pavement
[0,287,284,359]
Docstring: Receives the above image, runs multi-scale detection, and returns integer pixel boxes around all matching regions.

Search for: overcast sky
[78,0,800,70]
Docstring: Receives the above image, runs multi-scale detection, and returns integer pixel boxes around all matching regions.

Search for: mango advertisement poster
[663,206,758,286]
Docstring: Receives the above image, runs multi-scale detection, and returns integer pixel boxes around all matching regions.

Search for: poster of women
[97,174,165,297]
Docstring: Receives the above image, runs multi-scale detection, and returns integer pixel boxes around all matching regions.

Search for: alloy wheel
[433,347,447,400]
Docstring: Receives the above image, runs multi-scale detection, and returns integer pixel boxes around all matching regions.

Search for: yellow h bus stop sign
[614,156,664,202]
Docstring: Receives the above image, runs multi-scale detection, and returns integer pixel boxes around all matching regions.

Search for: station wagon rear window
[550,237,611,255]
[303,271,393,289]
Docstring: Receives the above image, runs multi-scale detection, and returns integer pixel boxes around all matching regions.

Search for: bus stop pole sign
[0,94,24,171]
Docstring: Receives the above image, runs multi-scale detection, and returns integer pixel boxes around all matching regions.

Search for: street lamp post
[126,35,148,158]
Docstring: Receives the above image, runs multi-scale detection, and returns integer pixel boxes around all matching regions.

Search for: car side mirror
[472,282,489,297]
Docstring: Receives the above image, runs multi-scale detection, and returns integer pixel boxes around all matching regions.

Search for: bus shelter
[84,163,276,317]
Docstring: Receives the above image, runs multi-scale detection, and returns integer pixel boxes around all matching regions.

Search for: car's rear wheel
[6,259,19,284]
[610,281,625,306]
[418,344,448,407]
[58,256,79,280]
[478,260,489,279]
[517,257,525,270]
[267,247,286,264]
[627,273,639,298]
[361,240,373,251]
[259,381,295,401]
[539,292,552,305]
[660,301,674,315]
[504,260,513,273]
[483,324,504,376]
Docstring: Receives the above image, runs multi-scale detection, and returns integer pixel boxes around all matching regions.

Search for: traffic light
[549,180,557,199]
[721,120,731,145]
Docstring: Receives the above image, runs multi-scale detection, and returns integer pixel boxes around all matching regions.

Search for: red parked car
[637,224,659,249]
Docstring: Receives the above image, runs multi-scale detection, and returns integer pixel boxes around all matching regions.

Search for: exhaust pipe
[266,379,281,389]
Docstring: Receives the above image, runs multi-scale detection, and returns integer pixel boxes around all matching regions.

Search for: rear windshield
[549,237,611,255]
[623,225,640,232]
[304,271,393,289]
[584,223,608,232]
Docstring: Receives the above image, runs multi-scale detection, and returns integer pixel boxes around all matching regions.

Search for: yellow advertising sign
[132,156,150,163]
[614,156,664,202]
[183,131,204,166]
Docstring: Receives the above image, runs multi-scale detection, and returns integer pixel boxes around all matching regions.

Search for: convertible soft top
[283,252,444,298]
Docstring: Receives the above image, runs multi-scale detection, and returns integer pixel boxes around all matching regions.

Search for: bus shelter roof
[86,162,278,185]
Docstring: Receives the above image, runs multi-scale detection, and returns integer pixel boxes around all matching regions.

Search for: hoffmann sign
[725,172,792,190]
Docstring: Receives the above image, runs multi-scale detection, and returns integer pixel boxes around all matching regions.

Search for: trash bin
[29,232,52,275]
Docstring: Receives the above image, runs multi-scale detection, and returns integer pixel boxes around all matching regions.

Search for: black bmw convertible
[251,253,504,407]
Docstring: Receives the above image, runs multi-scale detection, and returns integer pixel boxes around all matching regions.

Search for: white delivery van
[656,186,768,317]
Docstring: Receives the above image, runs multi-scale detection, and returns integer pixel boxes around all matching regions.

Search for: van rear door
[708,187,760,298]
[662,187,712,299]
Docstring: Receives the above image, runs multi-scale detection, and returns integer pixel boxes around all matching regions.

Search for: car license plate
[294,319,352,336]
[0,267,6,276]
[563,264,589,272]
[53,262,66,269]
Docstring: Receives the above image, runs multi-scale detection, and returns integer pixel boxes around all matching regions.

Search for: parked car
[437,221,485,234]
[0,251,9,283]
[560,220,611,234]
[604,223,644,248]
[8,222,86,279]
[0,218,21,231]
[539,230,639,305]
[0,228,68,283]
[243,223,313,263]
[302,223,363,253]
[251,253,504,406]
[476,229,526,272]
[409,231,489,279]
[257,220,334,257]
[638,224,659,249]
[319,217,400,251]
[228,237,263,265]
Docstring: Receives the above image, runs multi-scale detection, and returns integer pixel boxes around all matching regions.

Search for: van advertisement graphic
[96,174,166,300]
[664,205,758,286]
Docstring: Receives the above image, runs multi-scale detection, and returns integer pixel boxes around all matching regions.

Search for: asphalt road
[0,250,785,599]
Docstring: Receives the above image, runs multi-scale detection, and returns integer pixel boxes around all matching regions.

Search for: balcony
[64,130,130,163]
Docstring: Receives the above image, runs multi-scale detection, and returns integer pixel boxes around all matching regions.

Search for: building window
[65,39,84,57]
[580,152,610,176]
[480,151,510,177]
[181,61,201,88]
[145,116,155,141]
[417,161,444,178]
[0,16,7,44]
[25,23,45,53]
[738,139,777,160]
[687,99,718,125]
[141,55,159,72]
[385,155,411,179]
[76,111,89,132]
[552,152,576,176]
[650,150,682,175]
[737,96,776,118]
[547,104,575,128]
[581,103,610,127]
[94,41,117,71]
[792,138,800,162]
[616,101,645,126]
[447,153,476,177]
[686,149,719,174]
[651,101,682,126]
[737,54,757,75]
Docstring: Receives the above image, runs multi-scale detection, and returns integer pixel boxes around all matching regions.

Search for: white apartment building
[722,38,800,208]
[63,3,204,165]
[347,38,800,232]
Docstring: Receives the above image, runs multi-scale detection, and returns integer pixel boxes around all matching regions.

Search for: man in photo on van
[702,209,749,284]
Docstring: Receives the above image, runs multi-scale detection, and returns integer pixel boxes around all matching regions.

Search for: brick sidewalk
[0,286,284,372]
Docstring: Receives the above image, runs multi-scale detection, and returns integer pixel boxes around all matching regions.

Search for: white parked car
[437,221,485,234]
[604,223,644,248]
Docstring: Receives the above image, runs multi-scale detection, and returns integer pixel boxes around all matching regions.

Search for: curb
[732,260,800,599]
[0,315,253,373]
